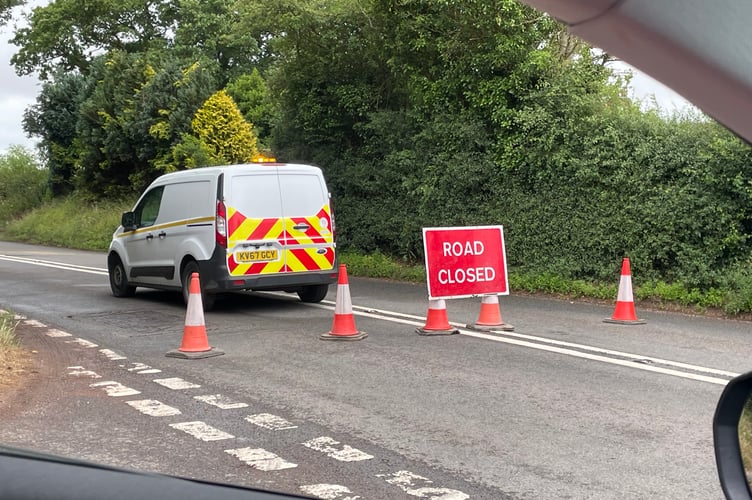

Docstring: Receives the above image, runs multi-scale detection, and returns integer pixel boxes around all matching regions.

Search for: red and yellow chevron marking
[284,206,333,245]
[225,205,334,277]
[286,247,336,273]
[227,207,284,244]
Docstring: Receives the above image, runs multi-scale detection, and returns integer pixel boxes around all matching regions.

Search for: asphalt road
[0,241,747,499]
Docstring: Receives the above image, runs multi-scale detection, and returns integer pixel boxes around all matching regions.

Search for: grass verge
[3,194,133,251]
[0,310,30,390]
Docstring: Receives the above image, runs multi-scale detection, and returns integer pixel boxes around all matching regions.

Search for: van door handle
[293,224,310,231]
[145,233,154,241]
[158,231,166,239]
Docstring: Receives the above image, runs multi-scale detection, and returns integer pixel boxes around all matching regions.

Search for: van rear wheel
[181,261,215,311]
[297,284,329,303]
[109,256,136,297]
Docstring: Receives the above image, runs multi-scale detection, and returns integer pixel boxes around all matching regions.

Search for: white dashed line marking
[46,329,73,337]
[67,366,101,378]
[23,319,46,327]
[100,349,127,361]
[170,421,234,441]
[123,362,162,374]
[194,394,249,409]
[66,338,99,348]
[302,437,373,462]
[89,381,141,397]
[225,447,298,471]
[379,471,469,499]
[126,400,182,417]
[154,377,201,390]
[300,484,360,499]
[245,413,297,431]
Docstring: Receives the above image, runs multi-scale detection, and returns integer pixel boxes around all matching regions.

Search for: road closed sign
[422,225,509,299]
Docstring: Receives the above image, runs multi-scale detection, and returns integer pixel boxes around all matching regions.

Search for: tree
[225,69,275,145]
[10,0,178,79]
[75,51,219,195]
[23,70,90,196]
[187,90,258,165]
[173,0,260,83]
[137,57,220,175]
[248,0,402,161]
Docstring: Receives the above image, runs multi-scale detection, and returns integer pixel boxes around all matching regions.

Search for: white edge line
[0,255,108,276]
[458,329,730,385]
[305,302,733,386]
[0,255,107,272]
[317,300,739,378]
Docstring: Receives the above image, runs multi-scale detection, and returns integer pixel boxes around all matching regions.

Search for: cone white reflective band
[481,294,499,305]
[617,275,634,302]
[185,292,205,326]
[334,284,352,314]
[428,299,446,310]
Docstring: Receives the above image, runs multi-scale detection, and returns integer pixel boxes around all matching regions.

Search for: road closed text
[438,241,496,284]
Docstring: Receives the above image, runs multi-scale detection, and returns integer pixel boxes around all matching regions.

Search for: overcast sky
[0,25,39,152]
[1,0,43,153]
[0,3,696,154]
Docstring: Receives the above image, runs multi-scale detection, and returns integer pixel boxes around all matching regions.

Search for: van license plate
[235,249,279,263]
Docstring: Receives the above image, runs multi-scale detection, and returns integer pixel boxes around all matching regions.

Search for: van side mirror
[121,211,136,230]
[713,371,752,499]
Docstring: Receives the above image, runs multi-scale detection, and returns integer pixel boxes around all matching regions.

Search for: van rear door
[278,167,336,275]
[225,170,286,277]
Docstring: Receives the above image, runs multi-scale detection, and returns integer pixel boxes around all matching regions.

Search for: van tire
[297,284,329,303]
[181,261,215,310]
[109,256,136,297]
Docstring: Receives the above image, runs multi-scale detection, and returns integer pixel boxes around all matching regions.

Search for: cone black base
[415,327,459,336]
[166,348,225,359]
[603,318,646,325]
[320,332,368,341]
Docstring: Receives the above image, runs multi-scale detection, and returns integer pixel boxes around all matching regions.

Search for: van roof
[152,163,323,184]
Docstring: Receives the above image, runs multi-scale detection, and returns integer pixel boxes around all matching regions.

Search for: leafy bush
[0,147,47,228]
[721,263,752,314]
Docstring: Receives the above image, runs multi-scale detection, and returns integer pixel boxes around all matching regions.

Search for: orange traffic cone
[320,264,367,341]
[467,294,514,332]
[604,258,646,325]
[416,299,459,336]
[167,272,224,358]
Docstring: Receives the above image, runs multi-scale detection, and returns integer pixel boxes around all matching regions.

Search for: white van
[107,163,338,308]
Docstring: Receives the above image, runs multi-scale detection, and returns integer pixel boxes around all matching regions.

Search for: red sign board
[422,226,508,300]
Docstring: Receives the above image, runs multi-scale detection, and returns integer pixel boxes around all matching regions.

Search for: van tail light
[216,200,227,248]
